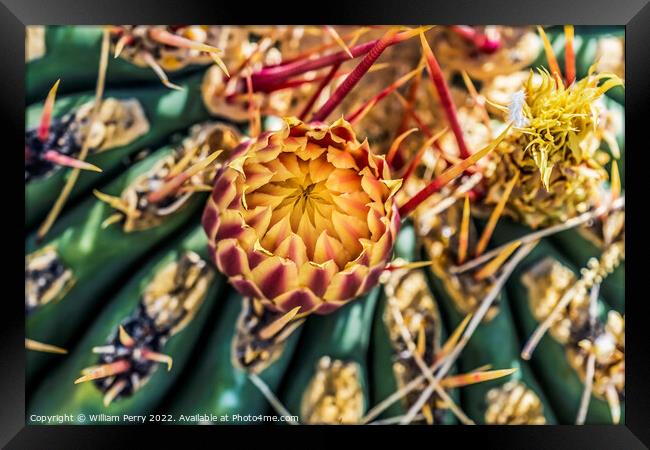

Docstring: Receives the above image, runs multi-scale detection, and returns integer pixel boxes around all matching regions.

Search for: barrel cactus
[25,25,625,427]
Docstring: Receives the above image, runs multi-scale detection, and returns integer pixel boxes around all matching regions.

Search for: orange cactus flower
[203,117,401,317]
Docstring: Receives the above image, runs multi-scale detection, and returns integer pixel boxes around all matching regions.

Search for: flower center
[245,151,373,269]
[298,182,315,200]
[283,178,325,217]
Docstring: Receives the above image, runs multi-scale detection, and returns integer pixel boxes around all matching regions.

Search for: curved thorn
[325,26,353,58]
[142,52,183,91]
[209,52,230,78]
[400,127,448,184]
[440,368,517,389]
[141,348,173,371]
[94,189,139,218]
[74,360,131,384]
[148,28,224,55]
[564,25,576,86]
[605,384,621,424]
[113,35,132,59]
[386,127,418,167]
[537,26,562,83]
[399,123,512,217]
[251,27,430,92]
[43,151,102,172]
[576,353,596,424]
[437,312,472,360]
[37,30,110,241]
[311,28,399,122]
[118,325,135,347]
[25,338,67,354]
[103,379,128,407]
[38,79,61,142]
[259,306,301,341]
[299,62,341,121]
[475,171,520,256]
[474,240,521,281]
[346,63,425,125]
[147,149,223,204]
[457,195,471,264]
[420,32,471,159]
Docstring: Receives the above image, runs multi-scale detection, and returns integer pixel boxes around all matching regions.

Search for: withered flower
[485,67,623,228]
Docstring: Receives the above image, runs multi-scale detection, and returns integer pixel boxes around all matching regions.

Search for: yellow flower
[485,67,622,228]
[512,67,622,189]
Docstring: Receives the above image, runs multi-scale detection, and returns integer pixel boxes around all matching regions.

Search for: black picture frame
[5,0,649,448]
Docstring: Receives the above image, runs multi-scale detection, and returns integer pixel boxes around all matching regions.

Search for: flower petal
[241,205,272,237]
[358,264,384,295]
[323,264,368,302]
[230,275,266,300]
[313,230,346,268]
[274,233,309,268]
[261,215,292,253]
[367,204,387,240]
[202,199,220,241]
[296,141,327,161]
[243,162,274,193]
[266,157,298,182]
[327,145,360,170]
[331,191,371,221]
[274,288,321,314]
[314,300,348,315]
[308,156,335,184]
[298,260,338,297]
[331,209,367,256]
[215,238,249,277]
[369,227,395,266]
[326,168,362,194]
[361,169,387,204]
[250,256,298,300]
[297,213,318,260]
[211,169,239,210]
[252,140,284,163]
[215,209,246,240]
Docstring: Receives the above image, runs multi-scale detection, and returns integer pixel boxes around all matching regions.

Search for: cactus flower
[203,117,401,317]
[485,67,623,228]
